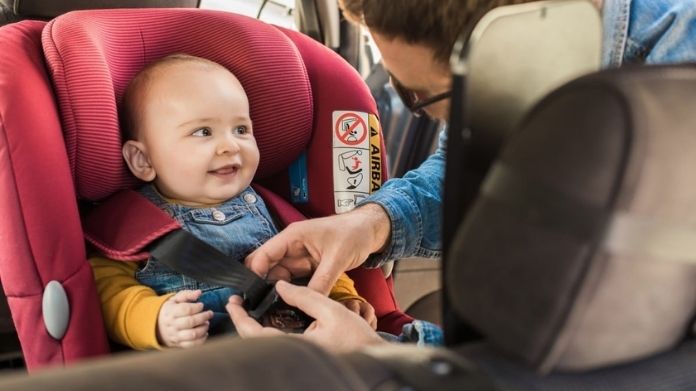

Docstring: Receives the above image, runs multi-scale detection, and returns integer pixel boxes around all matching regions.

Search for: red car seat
[0,8,413,371]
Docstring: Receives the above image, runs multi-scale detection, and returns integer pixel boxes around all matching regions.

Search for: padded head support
[448,64,696,372]
[42,9,313,200]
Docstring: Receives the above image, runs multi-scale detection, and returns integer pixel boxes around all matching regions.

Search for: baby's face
[136,62,259,206]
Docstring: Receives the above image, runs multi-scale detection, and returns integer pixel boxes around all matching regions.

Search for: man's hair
[120,54,229,141]
[339,0,535,65]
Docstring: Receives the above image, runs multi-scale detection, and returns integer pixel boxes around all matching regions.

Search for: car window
[199,0,296,30]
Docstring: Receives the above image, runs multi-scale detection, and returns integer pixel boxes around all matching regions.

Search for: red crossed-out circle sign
[334,113,367,146]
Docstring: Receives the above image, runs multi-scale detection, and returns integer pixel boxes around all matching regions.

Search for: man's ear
[122,140,156,182]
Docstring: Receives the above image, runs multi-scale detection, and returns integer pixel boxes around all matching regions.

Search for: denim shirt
[136,184,277,332]
[603,0,696,67]
[361,0,696,267]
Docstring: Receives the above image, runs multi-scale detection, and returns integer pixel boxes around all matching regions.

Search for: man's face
[372,32,452,121]
[132,62,259,206]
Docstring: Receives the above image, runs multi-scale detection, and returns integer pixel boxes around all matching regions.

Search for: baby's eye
[234,125,248,135]
[192,127,212,137]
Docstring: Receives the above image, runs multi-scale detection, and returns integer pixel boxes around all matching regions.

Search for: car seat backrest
[0,8,402,370]
[448,64,696,373]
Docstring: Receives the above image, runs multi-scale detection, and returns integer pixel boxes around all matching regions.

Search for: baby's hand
[157,290,213,348]
[340,299,377,330]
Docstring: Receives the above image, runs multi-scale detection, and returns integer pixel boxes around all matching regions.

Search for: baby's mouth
[209,165,239,175]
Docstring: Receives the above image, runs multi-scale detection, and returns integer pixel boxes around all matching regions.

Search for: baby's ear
[122,140,156,182]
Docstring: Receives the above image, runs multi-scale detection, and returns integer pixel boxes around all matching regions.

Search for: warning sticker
[368,114,382,193]
[333,111,382,213]
[334,112,368,146]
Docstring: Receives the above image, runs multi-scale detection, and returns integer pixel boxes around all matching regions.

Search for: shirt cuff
[358,188,421,267]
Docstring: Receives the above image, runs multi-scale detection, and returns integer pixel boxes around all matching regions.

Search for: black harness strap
[148,226,276,319]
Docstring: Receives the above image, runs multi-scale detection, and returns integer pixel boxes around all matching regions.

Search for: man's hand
[157,290,213,348]
[245,204,391,294]
[340,299,377,330]
[226,281,386,353]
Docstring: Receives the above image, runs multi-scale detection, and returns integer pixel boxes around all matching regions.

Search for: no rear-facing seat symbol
[335,113,367,146]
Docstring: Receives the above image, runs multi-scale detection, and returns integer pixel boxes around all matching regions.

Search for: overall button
[212,209,226,222]
[243,193,257,204]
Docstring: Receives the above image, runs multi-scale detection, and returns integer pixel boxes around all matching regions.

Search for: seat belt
[149,229,280,320]
[83,188,311,328]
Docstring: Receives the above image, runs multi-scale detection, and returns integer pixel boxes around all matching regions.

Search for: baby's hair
[119,54,232,141]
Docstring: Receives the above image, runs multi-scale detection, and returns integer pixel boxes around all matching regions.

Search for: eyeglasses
[389,73,452,117]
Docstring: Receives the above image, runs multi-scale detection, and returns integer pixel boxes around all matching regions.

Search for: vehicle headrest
[448,64,696,373]
[41,8,312,200]
[13,0,199,20]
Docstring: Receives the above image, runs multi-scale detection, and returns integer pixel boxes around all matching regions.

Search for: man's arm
[359,129,446,267]
[246,130,447,293]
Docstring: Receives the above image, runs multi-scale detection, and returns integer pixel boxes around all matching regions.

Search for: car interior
[0,0,695,389]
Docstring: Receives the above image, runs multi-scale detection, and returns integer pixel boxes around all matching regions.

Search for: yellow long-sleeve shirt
[90,256,363,350]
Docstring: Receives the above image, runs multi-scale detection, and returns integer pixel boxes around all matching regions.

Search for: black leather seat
[0,0,19,25]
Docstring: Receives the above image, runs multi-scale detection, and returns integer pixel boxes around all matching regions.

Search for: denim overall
[136,184,278,334]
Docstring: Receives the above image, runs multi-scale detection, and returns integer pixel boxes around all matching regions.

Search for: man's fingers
[307,258,343,295]
[171,289,202,303]
[266,265,292,283]
[266,256,315,282]
[226,296,282,338]
[275,281,338,321]
[245,232,305,277]
[245,225,315,278]
[244,247,275,278]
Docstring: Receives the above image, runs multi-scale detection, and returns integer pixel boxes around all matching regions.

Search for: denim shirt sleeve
[604,0,696,67]
[358,129,446,267]
[626,0,696,65]
[601,0,631,68]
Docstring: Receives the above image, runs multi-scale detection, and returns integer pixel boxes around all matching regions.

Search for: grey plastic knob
[42,280,70,340]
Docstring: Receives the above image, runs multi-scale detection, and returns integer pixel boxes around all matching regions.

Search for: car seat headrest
[447,64,696,373]
[14,0,199,20]
[41,8,313,200]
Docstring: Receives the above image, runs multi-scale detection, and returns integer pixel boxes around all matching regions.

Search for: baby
[90,54,375,349]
